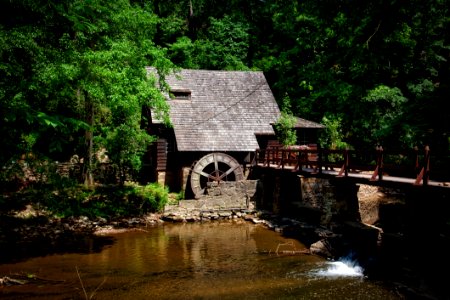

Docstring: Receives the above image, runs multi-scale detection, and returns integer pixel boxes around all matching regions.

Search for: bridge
[253,145,449,189]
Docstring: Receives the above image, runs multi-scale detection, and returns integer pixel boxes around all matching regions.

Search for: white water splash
[312,260,364,278]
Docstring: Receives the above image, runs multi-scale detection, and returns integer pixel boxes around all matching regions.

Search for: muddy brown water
[0,220,403,299]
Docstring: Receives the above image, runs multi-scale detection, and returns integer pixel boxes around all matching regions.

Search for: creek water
[0,220,403,299]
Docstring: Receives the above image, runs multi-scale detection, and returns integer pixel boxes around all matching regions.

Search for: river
[0,220,403,299]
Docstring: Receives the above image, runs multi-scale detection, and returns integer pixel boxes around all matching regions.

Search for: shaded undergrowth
[0,181,173,263]
[0,182,170,219]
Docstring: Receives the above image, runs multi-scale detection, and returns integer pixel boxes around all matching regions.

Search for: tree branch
[365,21,382,49]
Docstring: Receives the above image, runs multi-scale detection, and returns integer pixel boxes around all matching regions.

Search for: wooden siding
[156,139,168,171]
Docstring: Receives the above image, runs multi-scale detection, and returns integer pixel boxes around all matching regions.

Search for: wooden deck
[253,146,450,189]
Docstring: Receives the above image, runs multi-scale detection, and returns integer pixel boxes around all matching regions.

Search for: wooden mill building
[144,68,323,198]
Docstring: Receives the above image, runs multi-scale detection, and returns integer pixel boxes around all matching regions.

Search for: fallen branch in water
[89,277,107,300]
[0,276,28,286]
[76,266,89,300]
[94,227,150,235]
[76,266,107,300]
[275,249,310,255]
[266,242,311,256]
[0,273,66,286]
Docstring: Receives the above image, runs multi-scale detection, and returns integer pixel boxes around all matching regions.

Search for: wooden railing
[254,145,434,186]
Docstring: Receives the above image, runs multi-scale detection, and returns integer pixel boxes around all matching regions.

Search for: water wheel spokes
[190,153,244,199]
[218,164,240,181]
[191,168,216,181]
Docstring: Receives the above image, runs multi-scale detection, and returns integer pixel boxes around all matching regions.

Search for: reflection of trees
[87,221,308,278]
[163,221,259,276]
[162,221,309,276]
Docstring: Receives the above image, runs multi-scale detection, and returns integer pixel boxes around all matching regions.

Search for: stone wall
[357,185,406,225]
[294,176,361,225]
[296,176,336,225]
[162,180,260,222]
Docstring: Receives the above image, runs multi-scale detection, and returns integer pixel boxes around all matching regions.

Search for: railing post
[413,146,420,175]
[270,147,275,166]
[378,145,383,181]
[423,145,430,186]
[414,145,430,186]
[337,148,348,177]
[370,145,383,181]
[344,148,349,177]
[265,148,270,167]
[296,149,302,171]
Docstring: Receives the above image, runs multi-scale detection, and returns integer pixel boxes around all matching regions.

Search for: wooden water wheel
[190,152,244,198]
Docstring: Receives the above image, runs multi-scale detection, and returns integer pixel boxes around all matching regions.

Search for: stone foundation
[357,185,406,226]
[163,180,259,222]
[290,176,361,225]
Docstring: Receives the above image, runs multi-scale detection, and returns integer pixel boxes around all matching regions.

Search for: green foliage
[3,182,169,218]
[200,16,250,70]
[408,79,435,98]
[358,85,409,146]
[242,0,448,152]
[363,85,408,105]
[168,15,250,70]
[132,183,169,212]
[101,123,155,184]
[1,0,449,195]
[0,152,84,199]
[0,0,174,184]
[319,115,350,150]
[274,112,297,147]
[273,95,297,146]
[175,190,185,202]
[169,36,199,69]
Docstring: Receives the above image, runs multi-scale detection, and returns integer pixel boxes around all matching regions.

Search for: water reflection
[0,220,402,299]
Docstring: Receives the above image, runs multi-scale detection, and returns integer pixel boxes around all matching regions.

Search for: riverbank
[0,202,335,265]
[0,220,401,300]
[0,202,446,300]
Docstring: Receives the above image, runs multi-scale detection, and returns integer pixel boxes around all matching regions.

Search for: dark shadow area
[0,214,115,264]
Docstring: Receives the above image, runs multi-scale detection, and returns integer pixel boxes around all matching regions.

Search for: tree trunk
[84,97,94,187]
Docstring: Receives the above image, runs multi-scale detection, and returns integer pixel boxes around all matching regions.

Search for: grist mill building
[144,68,323,198]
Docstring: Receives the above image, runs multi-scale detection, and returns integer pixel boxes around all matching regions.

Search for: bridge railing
[254,145,433,186]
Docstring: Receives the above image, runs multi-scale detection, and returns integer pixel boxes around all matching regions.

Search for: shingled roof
[149,68,281,152]
[294,117,325,129]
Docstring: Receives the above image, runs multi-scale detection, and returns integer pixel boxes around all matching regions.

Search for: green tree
[250,0,449,152]
[319,115,350,150]
[274,112,297,147]
[2,0,449,186]
[168,15,250,70]
[0,0,173,186]
[357,85,408,146]
[273,95,297,146]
